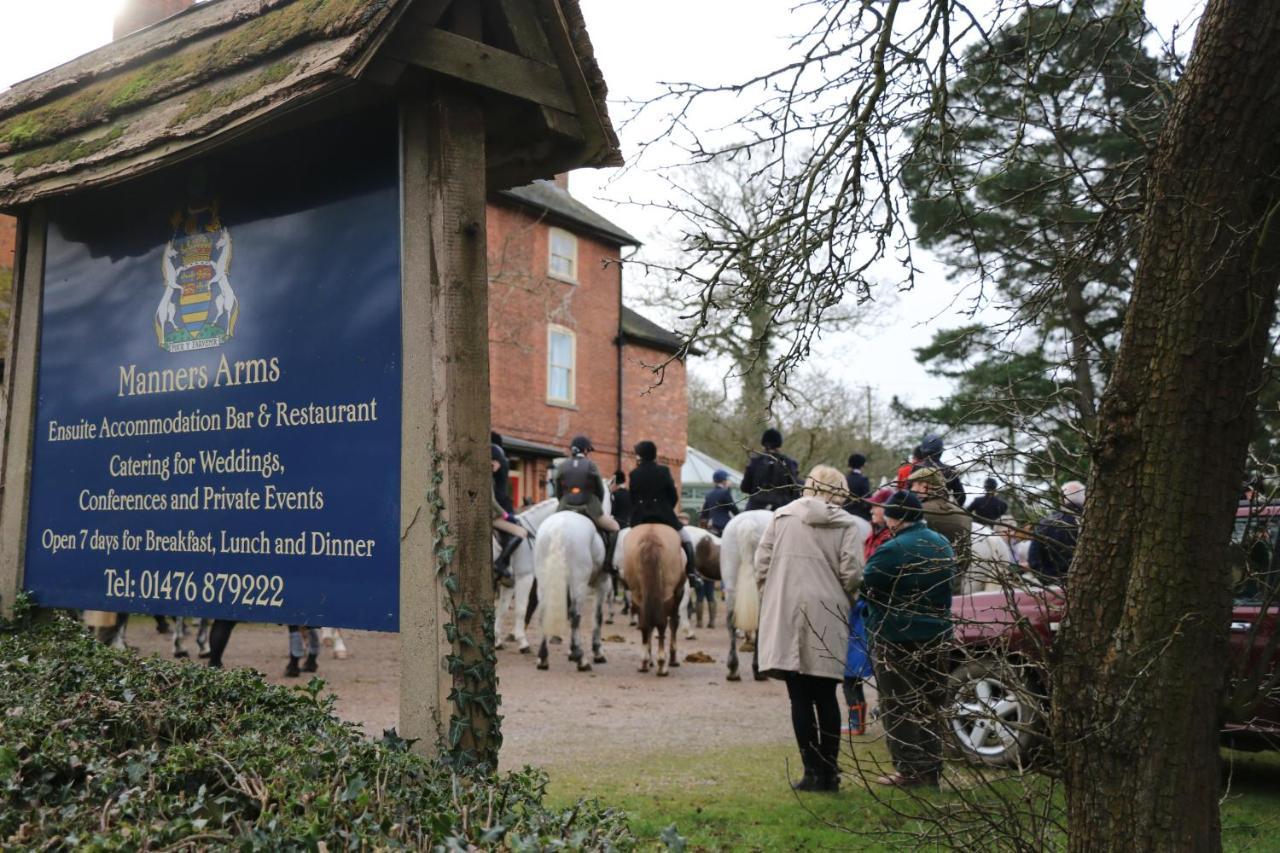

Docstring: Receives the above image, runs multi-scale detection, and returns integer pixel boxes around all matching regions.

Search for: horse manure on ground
[684,651,715,663]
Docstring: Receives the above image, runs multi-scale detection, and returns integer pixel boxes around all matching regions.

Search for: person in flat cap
[908,466,972,591]
[741,428,801,511]
[861,490,955,789]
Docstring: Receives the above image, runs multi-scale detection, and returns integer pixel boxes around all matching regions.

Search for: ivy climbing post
[399,84,501,769]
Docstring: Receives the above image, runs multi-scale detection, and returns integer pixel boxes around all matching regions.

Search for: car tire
[946,657,1046,768]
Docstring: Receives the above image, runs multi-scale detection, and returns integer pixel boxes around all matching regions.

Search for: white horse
[719,509,774,681]
[968,524,1021,593]
[534,510,611,672]
[493,497,559,653]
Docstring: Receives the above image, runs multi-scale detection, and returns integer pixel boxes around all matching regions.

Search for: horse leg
[628,591,637,627]
[669,609,680,668]
[172,618,189,658]
[657,626,668,677]
[332,629,348,659]
[537,637,549,670]
[592,580,607,664]
[727,610,741,682]
[683,582,696,641]
[196,618,210,656]
[752,631,766,681]
[514,573,534,653]
[570,605,591,671]
[639,625,652,673]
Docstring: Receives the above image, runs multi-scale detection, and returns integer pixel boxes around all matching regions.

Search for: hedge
[0,608,633,850]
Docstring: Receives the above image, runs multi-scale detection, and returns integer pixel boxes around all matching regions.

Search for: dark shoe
[819,773,841,792]
[303,653,318,673]
[791,773,826,792]
[284,656,300,678]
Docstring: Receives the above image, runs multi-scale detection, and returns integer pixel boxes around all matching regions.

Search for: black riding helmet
[570,435,594,455]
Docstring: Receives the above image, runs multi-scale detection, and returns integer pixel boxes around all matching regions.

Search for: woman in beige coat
[755,465,869,792]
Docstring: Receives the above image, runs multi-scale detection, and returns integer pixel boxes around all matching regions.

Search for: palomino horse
[622,524,688,676]
[719,509,773,681]
[534,510,611,672]
[493,498,559,653]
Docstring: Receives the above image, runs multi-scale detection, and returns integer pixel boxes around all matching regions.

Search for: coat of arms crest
[154,201,238,352]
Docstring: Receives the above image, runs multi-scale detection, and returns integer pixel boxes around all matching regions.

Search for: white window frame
[546,325,577,407]
[548,227,578,283]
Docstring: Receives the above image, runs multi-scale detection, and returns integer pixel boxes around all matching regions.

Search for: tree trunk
[1054,4,1280,851]
[736,298,772,433]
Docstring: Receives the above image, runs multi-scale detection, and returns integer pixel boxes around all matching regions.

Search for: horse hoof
[505,633,517,642]
[568,648,583,663]
[741,640,755,652]
[519,645,531,654]
[577,662,592,672]
[173,651,189,659]
[197,651,211,659]
[495,642,505,650]
[593,654,607,664]
[605,617,614,625]
[669,660,680,668]
[753,673,768,682]
[657,669,669,678]
[727,671,742,682]
[536,661,549,671]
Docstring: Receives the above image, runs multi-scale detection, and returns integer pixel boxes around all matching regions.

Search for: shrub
[0,611,632,850]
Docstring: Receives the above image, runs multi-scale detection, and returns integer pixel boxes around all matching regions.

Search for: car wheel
[947,658,1045,768]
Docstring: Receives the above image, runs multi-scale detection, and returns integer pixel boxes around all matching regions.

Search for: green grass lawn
[546,741,1280,851]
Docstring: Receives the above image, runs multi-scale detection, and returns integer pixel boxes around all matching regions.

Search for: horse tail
[540,521,570,639]
[638,530,665,632]
[733,528,761,632]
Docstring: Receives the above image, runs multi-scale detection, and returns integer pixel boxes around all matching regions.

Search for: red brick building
[487,177,688,502]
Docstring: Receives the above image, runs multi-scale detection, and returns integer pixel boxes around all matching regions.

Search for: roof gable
[0,0,621,209]
[497,179,638,246]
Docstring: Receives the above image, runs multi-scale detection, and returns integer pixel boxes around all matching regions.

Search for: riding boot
[707,596,718,629]
[603,530,618,576]
[494,535,520,586]
[284,656,301,678]
[681,540,697,580]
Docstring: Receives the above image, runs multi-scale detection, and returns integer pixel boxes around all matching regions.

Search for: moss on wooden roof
[0,0,621,207]
[0,0,384,159]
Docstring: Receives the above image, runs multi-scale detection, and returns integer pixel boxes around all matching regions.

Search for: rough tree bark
[1054,3,1280,851]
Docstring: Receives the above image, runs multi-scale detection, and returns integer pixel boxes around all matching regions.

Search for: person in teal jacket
[861,490,955,788]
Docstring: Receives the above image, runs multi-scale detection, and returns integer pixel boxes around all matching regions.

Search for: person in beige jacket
[755,465,870,792]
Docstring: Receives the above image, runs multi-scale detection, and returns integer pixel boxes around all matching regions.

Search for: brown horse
[622,523,688,676]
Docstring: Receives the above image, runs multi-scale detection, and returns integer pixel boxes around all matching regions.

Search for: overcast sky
[0,0,1206,413]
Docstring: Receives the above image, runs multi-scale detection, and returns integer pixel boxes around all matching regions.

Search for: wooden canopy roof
[0,0,621,210]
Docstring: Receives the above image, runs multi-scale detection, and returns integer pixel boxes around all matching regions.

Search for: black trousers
[784,672,842,778]
[873,638,947,781]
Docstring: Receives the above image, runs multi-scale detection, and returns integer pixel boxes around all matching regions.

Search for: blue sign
[23,112,402,631]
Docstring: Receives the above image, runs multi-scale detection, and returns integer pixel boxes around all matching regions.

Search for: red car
[947,502,1280,767]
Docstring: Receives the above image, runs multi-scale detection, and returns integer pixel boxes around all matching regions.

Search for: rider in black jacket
[629,441,698,580]
[741,428,801,511]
